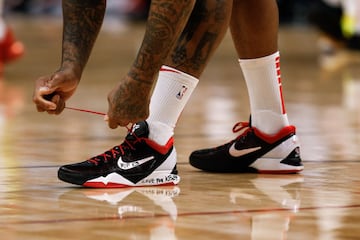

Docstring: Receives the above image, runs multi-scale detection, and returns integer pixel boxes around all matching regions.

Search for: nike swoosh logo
[117,156,155,170]
[229,144,262,157]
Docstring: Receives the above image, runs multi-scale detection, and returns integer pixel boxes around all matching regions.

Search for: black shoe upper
[58,121,174,185]
[189,123,299,173]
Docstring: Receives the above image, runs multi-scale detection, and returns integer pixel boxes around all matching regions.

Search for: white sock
[147,65,199,145]
[239,51,289,135]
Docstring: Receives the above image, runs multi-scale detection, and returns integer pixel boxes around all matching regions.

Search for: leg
[166,0,232,77]
[230,0,289,135]
[189,0,303,173]
[147,0,232,145]
[230,0,278,59]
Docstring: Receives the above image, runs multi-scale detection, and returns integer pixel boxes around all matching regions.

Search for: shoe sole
[251,160,304,174]
[82,171,180,188]
[250,138,304,174]
[58,146,180,188]
[190,135,304,173]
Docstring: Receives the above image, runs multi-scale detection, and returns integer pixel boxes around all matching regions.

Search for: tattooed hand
[106,76,152,128]
[33,68,80,115]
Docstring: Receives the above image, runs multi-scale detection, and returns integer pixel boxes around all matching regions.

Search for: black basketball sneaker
[189,122,303,173]
[58,121,180,187]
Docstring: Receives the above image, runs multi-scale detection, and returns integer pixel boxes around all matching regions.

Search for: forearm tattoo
[128,0,195,84]
[61,0,106,73]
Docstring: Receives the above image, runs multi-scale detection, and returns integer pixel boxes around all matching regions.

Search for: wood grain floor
[0,16,360,239]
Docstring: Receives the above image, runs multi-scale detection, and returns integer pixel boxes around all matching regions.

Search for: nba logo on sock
[176,85,188,100]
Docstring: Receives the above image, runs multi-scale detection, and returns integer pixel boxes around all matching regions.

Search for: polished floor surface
[1,16,360,239]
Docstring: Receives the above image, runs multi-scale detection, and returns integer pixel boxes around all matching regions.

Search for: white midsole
[86,147,180,186]
[250,135,303,171]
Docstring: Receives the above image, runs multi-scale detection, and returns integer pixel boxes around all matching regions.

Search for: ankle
[147,120,174,146]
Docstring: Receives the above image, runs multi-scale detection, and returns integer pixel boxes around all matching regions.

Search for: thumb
[38,86,57,110]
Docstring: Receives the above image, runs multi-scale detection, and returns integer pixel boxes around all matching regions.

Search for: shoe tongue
[126,121,149,140]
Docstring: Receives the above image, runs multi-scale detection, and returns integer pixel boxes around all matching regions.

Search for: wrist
[127,70,154,86]
[60,62,83,80]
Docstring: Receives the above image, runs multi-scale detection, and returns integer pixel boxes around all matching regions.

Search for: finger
[34,98,56,112]
[106,112,117,129]
[46,109,57,115]
[106,113,131,129]
[34,86,57,111]
[36,105,46,112]
[107,119,119,129]
[52,95,66,115]
[118,120,132,127]
[45,93,62,114]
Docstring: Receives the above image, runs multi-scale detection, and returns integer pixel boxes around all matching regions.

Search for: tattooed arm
[33,0,106,114]
[61,0,106,78]
[107,0,195,128]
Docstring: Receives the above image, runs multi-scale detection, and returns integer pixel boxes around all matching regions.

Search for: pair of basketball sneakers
[58,119,303,188]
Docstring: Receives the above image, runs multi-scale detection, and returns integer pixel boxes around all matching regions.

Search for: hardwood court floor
[1,16,360,239]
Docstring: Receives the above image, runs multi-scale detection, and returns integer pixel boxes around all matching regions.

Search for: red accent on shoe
[83,182,130,188]
[253,125,296,144]
[275,56,286,114]
[83,181,176,188]
[232,122,296,144]
[145,137,174,155]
